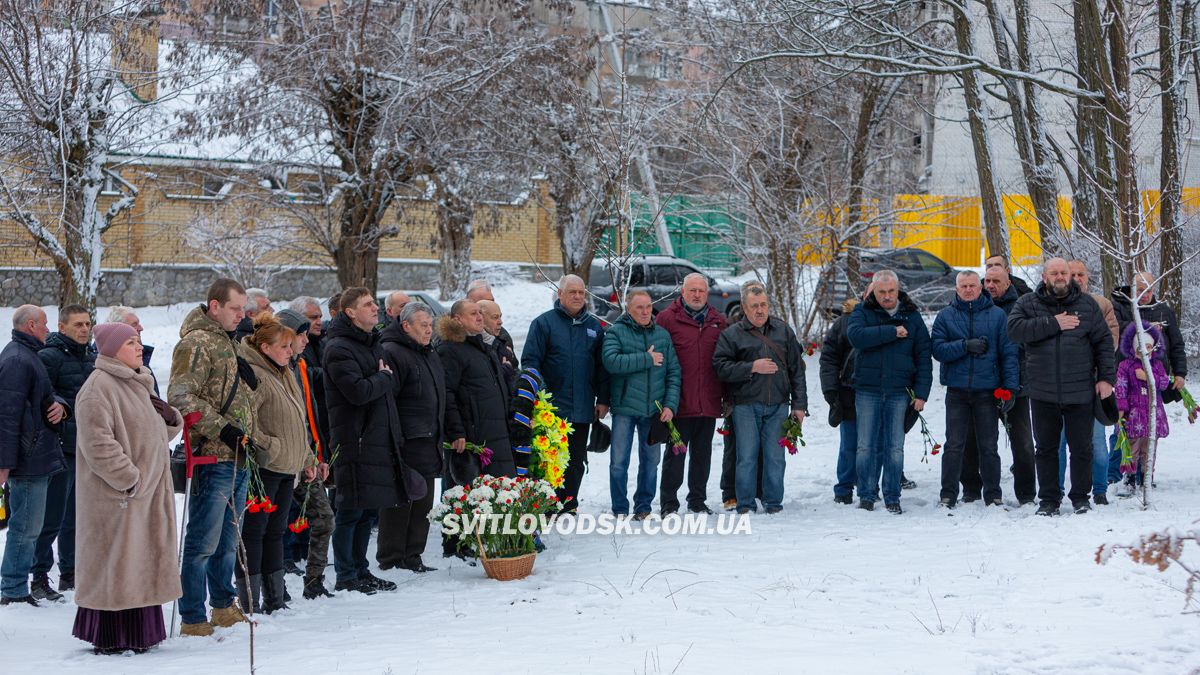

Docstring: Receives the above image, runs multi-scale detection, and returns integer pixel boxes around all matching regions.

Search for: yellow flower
[533,435,550,452]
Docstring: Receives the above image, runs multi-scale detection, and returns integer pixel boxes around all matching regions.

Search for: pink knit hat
[93,322,138,358]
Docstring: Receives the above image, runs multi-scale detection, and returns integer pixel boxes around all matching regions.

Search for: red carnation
[993,388,1012,402]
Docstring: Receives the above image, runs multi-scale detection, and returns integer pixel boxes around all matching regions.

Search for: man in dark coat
[478,300,518,390]
[322,287,403,595]
[713,283,807,515]
[656,273,728,515]
[1007,258,1116,516]
[380,302,445,573]
[32,304,94,599]
[820,297,860,504]
[438,300,516,480]
[847,272,932,514]
[931,272,1019,507]
[0,305,69,606]
[521,275,611,513]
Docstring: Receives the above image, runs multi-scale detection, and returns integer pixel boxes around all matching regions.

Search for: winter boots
[260,571,290,614]
[235,574,261,615]
[30,574,64,603]
[211,602,249,627]
[180,621,215,637]
[58,571,74,591]
[303,574,334,599]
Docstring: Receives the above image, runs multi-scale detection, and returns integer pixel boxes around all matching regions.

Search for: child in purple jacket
[1114,321,1170,487]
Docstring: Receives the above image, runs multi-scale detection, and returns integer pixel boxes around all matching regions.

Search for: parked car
[817,247,959,316]
[589,255,743,323]
[374,290,449,324]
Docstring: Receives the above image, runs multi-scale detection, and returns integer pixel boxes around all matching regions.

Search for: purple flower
[672,442,687,456]
[480,447,494,468]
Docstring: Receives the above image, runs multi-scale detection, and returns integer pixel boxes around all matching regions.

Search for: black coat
[991,284,1026,386]
[322,313,407,509]
[37,332,95,454]
[1007,281,1116,405]
[1011,274,1033,296]
[436,317,516,476]
[0,331,67,478]
[1110,287,1187,378]
[818,313,856,426]
[713,316,808,411]
[380,321,446,479]
[492,330,520,392]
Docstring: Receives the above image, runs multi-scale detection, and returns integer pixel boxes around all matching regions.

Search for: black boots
[261,570,290,614]
[303,574,333,599]
[235,574,261,615]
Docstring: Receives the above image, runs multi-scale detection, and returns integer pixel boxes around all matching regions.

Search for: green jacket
[601,314,681,418]
[167,306,256,461]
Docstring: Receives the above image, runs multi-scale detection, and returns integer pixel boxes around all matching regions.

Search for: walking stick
[170,412,216,636]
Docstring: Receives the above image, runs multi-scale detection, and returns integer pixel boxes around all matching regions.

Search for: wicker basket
[475,532,537,581]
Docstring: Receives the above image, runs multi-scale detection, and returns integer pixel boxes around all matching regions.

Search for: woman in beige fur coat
[71,322,182,654]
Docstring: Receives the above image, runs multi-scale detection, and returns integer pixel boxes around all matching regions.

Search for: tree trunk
[949,0,1008,259]
[844,77,883,296]
[437,191,474,300]
[1105,0,1141,282]
[1160,0,1185,317]
[333,195,382,293]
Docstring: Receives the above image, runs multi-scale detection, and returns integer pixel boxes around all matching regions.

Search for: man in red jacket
[655,273,728,514]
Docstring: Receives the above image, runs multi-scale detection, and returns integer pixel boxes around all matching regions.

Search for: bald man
[1008,258,1115,516]
[384,291,411,323]
[478,299,518,387]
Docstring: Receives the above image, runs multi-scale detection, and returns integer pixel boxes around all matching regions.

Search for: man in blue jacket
[932,271,1019,507]
[521,275,611,513]
[847,271,932,514]
[0,305,69,607]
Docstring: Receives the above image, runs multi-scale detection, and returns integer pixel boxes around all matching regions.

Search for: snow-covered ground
[1,279,1198,674]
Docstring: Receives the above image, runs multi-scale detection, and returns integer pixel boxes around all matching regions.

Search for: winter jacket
[656,299,727,418]
[141,343,160,396]
[1007,281,1116,405]
[167,306,257,461]
[931,292,1019,392]
[521,301,611,424]
[0,330,68,477]
[1110,287,1188,378]
[299,334,329,450]
[846,292,933,400]
[713,316,808,411]
[381,321,446,479]
[819,313,857,426]
[1011,274,1033,296]
[1115,322,1170,439]
[488,331,519,392]
[322,312,405,509]
[1092,293,1120,349]
[240,342,311,476]
[37,331,95,455]
[437,316,516,476]
[73,356,182,611]
[602,313,681,418]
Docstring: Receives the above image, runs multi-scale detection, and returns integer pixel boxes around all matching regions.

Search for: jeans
[731,403,789,511]
[1031,400,1094,506]
[834,420,858,498]
[238,469,294,579]
[179,461,248,624]
[1057,421,1109,496]
[941,389,1002,503]
[1,475,52,598]
[1106,430,1122,484]
[610,414,661,514]
[659,417,716,512]
[33,456,75,577]
[855,391,908,505]
[332,508,375,583]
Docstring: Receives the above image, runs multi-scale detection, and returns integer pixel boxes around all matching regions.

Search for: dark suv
[818,247,959,316]
[589,255,742,323]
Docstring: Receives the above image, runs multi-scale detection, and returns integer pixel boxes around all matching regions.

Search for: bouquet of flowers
[655,401,687,456]
[994,388,1014,443]
[779,416,805,454]
[528,390,572,488]
[429,474,562,559]
[1116,419,1135,475]
[442,441,494,468]
[803,341,820,357]
[1182,387,1198,425]
[907,388,941,463]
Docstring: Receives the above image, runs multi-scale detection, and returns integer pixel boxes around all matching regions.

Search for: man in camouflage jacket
[168,278,257,636]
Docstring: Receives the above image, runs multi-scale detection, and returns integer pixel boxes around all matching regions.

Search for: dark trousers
[718,418,762,502]
[377,476,436,568]
[1031,399,1094,506]
[961,395,1036,502]
[332,507,376,583]
[941,389,1002,502]
[556,422,591,513]
[659,417,716,512]
[239,469,295,578]
[33,455,75,577]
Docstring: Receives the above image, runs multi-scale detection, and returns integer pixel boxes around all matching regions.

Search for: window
[649,264,682,287]
[913,251,949,274]
[201,176,227,198]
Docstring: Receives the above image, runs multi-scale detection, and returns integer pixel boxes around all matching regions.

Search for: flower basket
[476,531,537,581]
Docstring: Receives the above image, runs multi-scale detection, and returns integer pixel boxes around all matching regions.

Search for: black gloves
[999,397,1016,416]
[823,390,839,406]
[220,424,246,452]
[965,338,988,355]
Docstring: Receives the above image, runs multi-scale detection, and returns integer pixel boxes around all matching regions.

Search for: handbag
[172,371,240,494]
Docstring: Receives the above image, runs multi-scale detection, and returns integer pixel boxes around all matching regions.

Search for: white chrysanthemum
[428,503,450,520]
[496,489,520,504]
[443,486,466,502]
[467,485,496,503]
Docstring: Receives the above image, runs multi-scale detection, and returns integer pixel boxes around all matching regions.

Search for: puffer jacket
[1111,287,1188,379]
[1007,281,1116,405]
[656,299,727,418]
[0,331,68,477]
[381,321,446,478]
[240,342,310,476]
[846,292,933,400]
[712,316,808,411]
[931,292,1019,392]
[520,301,611,424]
[38,331,95,454]
[167,306,257,461]
[1115,322,1169,439]
[602,313,681,418]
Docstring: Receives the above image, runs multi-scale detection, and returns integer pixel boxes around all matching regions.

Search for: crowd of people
[0,256,1188,655]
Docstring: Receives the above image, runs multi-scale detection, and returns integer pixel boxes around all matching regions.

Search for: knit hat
[93,322,138,358]
[274,308,310,335]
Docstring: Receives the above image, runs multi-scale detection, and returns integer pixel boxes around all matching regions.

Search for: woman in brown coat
[237,313,312,614]
[72,322,182,654]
